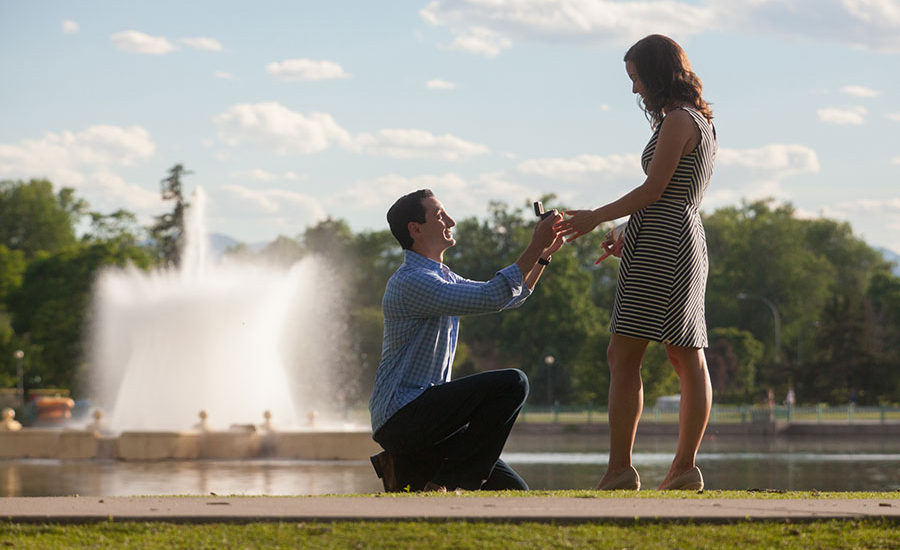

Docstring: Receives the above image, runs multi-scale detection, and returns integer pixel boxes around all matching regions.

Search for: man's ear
[407,221,421,241]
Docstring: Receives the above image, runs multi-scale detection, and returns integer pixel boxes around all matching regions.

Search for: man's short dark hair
[387,189,434,249]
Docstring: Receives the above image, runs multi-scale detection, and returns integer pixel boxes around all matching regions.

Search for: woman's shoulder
[658,108,696,136]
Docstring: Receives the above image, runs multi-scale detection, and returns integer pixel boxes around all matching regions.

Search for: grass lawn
[2,519,899,549]
[2,491,899,548]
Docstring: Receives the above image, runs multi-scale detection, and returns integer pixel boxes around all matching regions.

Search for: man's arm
[516,210,564,289]
[522,227,565,290]
[390,212,563,318]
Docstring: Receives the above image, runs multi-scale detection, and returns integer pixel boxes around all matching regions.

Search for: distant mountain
[878,248,900,277]
[209,233,241,257]
[208,233,269,257]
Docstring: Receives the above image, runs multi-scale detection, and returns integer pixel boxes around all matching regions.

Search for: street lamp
[13,350,24,407]
[737,292,781,363]
[544,354,555,406]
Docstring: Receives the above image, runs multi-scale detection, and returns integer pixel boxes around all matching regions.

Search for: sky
[1,0,899,253]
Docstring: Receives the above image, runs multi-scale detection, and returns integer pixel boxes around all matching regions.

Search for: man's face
[412,196,456,252]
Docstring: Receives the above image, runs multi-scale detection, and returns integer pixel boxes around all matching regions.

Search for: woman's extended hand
[555,210,601,242]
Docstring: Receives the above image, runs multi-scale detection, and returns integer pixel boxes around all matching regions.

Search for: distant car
[655,395,680,413]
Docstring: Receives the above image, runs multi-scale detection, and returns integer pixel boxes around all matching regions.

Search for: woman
[556,34,717,491]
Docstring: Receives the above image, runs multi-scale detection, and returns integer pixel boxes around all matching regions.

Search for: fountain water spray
[89,189,344,431]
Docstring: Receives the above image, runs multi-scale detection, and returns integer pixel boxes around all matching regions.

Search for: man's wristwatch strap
[538,256,551,266]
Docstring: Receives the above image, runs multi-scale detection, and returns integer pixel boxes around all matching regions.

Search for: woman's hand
[595,226,625,264]
[555,210,601,242]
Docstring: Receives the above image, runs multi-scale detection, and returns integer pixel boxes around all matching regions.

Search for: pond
[2,434,897,496]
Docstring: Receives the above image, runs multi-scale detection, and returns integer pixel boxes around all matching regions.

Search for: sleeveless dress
[609,107,717,348]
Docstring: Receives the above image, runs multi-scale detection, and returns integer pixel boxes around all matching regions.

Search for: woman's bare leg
[597,333,648,486]
[659,345,711,488]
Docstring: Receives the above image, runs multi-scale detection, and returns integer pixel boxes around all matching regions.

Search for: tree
[8,242,152,391]
[82,209,144,248]
[150,164,191,267]
[0,179,85,259]
[0,245,25,307]
[706,327,764,402]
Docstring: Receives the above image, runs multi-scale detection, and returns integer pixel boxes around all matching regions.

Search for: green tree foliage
[0,245,26,306]
[8,241,152,392]
[0,179,85,258]
[150,164,191,267]
[706,327,764,402]
[3,174,900,408]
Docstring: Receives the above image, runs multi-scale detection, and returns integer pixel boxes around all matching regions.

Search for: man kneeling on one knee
[368,189,564,492]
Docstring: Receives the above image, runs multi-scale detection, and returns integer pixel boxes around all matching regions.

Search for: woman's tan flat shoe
[596,465,641,490]
[658,466,704,491]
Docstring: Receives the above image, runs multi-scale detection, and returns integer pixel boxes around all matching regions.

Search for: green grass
[2,519,899,549]
[363,489,900,499]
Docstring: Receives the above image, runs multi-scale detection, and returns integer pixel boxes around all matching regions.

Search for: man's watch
[538,256,551,266]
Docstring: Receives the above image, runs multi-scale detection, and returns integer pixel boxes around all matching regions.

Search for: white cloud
[887,112,900,122]
[449,27,512,57]
[517,153,642,181]
[334,173,469,211]
[214,102,489,161]
[0,125,159,214]
[231,169,303,182]
[717,144,821,175]
[332,171,532,216]
[892,156,900,165]
[62,20,79,34]
[840,84,880,97]
[352,129,489,160]
[181,37,223,52]
[221,184,326,217]
[421,0,716,48]
[426,78,457,90]
[421,0,900,53]
[0,125,156,172]
[718,0,900,53]
[817,106,867,125]
[215,70,234,80]
[217,185,327,238]
[266,59,351,81]
[213,102,352,155]
[110,30,177,54]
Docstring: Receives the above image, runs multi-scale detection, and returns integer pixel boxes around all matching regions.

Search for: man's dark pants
[373,368,529,491]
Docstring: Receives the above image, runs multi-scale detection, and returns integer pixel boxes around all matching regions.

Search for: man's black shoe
[370,450,437,492]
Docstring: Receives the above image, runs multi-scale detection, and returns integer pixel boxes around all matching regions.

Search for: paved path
[2,496,898,523]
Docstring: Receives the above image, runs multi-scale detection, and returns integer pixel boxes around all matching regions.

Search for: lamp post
[544,354,555,406]
[737,292,782,364]
[13,350,24,407]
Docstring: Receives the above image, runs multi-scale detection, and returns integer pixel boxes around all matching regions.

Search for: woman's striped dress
[610,107,717,348]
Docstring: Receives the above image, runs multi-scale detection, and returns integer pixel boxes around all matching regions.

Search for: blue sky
[2,0,899,253]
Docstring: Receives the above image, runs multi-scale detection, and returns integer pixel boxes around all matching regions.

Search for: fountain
[0,188,379,461]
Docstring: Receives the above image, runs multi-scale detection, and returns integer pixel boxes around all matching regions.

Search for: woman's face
[625,60,645,98]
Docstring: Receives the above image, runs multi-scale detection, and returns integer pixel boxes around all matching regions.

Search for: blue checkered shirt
[368,250,531,433]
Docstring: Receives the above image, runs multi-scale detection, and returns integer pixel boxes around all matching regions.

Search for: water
[2,436,897,496]
[88,189,347,431]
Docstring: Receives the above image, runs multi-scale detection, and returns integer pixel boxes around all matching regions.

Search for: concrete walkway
[2,496,898,524]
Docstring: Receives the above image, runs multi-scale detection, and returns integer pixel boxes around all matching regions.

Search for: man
[368,189,563,492]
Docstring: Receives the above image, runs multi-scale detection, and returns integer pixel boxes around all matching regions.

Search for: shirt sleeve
[397,264,525,318]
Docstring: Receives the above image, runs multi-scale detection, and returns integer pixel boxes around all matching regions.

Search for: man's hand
[532,209,563,249]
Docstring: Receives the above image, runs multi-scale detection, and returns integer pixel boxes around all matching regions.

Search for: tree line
[2,167,900,411]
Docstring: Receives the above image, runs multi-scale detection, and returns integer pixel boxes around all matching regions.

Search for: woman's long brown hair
[624,34,713,128]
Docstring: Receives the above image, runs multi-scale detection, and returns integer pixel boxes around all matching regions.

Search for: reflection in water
[0,460,382,497]
[1,436,898,496]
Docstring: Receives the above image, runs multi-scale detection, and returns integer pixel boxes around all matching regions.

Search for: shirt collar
[404,249,450,276]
